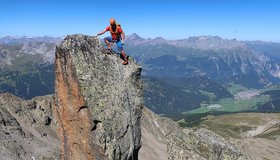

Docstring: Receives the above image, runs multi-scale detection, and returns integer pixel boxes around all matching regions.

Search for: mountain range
[1,34,280,159]
[0,36,60,99]
[0,35,249,159]
[125,34,280,87]
[1,34,280,114]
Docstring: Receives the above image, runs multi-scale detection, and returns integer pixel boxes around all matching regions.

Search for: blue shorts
[104,36,123,52]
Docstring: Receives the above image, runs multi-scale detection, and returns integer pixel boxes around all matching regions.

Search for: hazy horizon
[1,0,280,42]
[1,33,280,43]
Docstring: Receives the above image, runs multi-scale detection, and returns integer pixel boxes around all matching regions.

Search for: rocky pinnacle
[54,34,143,160]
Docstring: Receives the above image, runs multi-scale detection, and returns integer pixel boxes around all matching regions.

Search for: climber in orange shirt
[96,18,128,65]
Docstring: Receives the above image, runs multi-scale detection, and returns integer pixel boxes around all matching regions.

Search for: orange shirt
[106,26,123,40]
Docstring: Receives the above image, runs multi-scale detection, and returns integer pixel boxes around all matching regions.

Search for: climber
[96,18,128,65]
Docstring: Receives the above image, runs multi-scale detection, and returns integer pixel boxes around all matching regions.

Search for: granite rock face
[139,107,248,160]
[0,93,60,160]
[54,34,143,160]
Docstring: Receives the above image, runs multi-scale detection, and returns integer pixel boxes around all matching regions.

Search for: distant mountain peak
[154,36,166,41]
[155,36,165,39]
[126,33,144,41]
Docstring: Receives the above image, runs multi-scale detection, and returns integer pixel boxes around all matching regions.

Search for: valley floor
[199,113,280,160]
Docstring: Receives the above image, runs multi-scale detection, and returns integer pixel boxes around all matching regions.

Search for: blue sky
[1,0,279,42]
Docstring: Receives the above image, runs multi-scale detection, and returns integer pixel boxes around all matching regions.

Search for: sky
[1,0,280,42]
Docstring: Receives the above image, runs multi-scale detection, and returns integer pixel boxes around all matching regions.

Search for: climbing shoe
[123,60,128,65]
